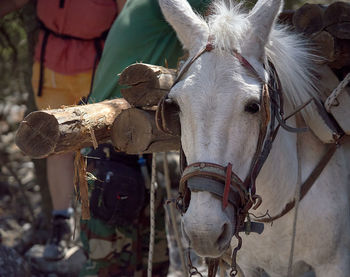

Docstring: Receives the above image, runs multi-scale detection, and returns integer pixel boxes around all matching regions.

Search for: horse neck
[255,108,335,216]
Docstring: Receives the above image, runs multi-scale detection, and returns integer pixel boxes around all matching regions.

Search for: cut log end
[293,3,325,35]
[119,63,177,107]
[312,31,335,63]
[112,108,154,153]
[324,1,350,28]
[15,111,59,159]
[112,108,180,154]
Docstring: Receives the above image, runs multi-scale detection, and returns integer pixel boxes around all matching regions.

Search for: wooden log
[293,3,325,35]
[328,38,350,69]
[15,99,130,159]
[311,31,335,63]
[324,1,350,39]
[336,67,350,80]
[326,22,350,40]
[111,108,180,154]
[278,10,295,26]
[119,63,177,107]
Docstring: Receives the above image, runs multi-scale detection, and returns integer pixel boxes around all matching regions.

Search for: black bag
[88,145,146,226]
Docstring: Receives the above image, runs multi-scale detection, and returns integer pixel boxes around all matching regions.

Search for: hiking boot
[43,216,72,261]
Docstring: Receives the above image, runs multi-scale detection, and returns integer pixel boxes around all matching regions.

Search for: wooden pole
[292,3,325,35]
[111,108,180,154]
[119,63,177,107]
[328,39,350,69]
[312,31,335,63]
[278,10,294,26]
[324,2,350,40]
[15,99,130,159]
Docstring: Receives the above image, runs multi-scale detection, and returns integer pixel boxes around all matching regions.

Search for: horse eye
[245,101,260,114]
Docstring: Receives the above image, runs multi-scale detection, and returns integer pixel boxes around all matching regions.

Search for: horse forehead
[171,54,260,104]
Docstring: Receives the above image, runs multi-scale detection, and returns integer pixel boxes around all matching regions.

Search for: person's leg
[32,63,93,260]
[43,152,75,260]
[47,152,74,211]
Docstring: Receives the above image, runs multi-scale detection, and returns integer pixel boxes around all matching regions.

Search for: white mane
[205,1,320,115]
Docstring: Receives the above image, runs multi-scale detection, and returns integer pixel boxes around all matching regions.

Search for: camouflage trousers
[79,187,169,277]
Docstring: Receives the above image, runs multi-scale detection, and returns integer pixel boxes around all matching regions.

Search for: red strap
[223,163,232,210]
[231,49,263,83]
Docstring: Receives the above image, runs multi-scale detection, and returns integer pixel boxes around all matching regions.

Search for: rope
[287,128,303,276]
[325,72,350,112]
[162,152,187,276]
[147,154,157,277]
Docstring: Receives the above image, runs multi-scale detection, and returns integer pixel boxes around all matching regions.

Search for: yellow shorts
[32,62,93,110]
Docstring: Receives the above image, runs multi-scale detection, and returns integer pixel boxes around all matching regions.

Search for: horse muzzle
[181,189,235,258]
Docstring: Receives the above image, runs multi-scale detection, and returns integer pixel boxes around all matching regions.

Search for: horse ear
[243,0,283,60]
[158,0,208,50]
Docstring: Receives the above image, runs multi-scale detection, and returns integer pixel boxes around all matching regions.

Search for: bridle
[157,37,281,275]
[159,37,288,219]
[155,37,343,276]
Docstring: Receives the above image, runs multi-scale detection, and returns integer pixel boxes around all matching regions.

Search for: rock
[25,244,86,277]
[0,103,27,125]
[0,244,31,277]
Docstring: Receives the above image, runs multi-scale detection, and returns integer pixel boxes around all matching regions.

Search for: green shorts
[79,186,169,277]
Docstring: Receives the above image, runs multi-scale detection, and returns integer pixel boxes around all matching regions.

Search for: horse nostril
[216,223,231,250]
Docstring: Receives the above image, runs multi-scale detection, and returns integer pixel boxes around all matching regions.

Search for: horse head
[159,0,284,258]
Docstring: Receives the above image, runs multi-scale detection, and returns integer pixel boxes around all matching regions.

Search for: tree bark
[119,63,177,107]
[112,108,180,154]
[16,99,130,159]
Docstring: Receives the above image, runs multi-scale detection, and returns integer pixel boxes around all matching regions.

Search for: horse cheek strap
[223,162,233,210]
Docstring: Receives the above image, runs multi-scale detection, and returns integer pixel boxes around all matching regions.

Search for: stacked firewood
[15,64,180,158]
[279,1,350,135]
[280,1,350,79]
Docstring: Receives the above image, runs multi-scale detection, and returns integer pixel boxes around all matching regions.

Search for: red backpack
[36,0,118,97]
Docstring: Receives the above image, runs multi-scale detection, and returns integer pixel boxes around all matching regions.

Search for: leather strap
[181,162,247,206]
[173,41,214,87]
[207,258,219,277]
[223,163,233,210]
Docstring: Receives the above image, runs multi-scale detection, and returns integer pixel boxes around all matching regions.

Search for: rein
[156,37,342,277]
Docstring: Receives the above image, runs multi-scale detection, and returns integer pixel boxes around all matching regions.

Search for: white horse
[158,0,350,276]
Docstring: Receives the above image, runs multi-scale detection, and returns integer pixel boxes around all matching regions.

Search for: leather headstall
[156,38,280,230]
[156,35,338,221]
